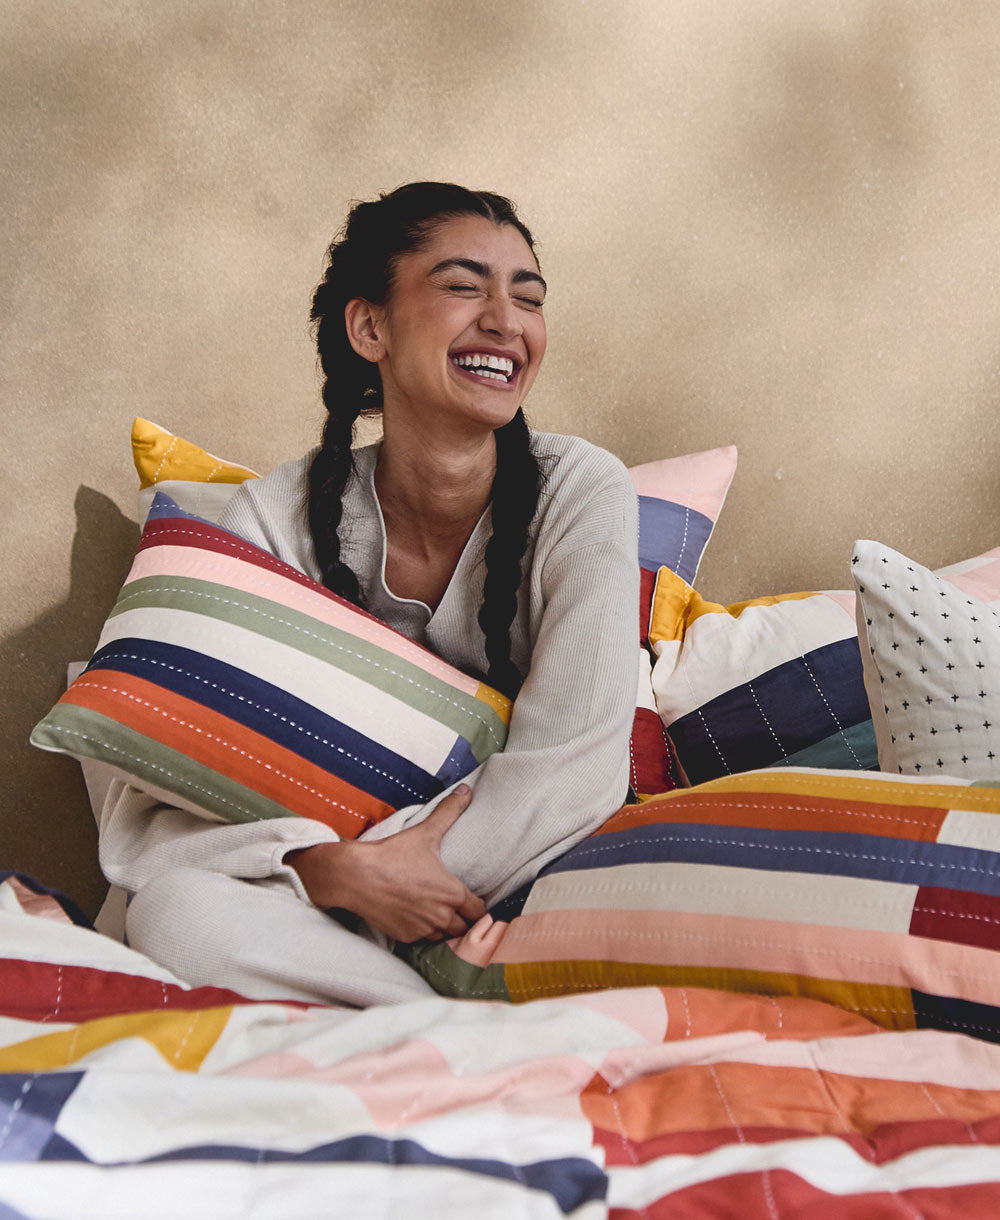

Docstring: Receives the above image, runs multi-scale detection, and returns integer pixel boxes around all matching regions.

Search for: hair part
[308,181,544,698]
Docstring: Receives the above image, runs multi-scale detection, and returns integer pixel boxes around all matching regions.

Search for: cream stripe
[95,607,458,773]
[525,862,918,933]
[608,1138,1000,1210]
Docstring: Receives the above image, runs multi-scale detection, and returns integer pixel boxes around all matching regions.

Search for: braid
[307,234,383,604]
[478,409,543,699]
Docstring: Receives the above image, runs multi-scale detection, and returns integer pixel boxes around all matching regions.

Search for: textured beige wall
[4,0,1000,912]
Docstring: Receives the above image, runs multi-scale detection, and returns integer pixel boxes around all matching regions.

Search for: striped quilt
[3,873,1000,1217]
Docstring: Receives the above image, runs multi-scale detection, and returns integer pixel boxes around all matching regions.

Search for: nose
[478,291,523,341]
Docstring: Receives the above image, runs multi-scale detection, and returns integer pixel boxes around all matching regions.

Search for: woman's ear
[344,298,386,363]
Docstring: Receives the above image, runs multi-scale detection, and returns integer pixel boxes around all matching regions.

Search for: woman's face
[370,214,547,436]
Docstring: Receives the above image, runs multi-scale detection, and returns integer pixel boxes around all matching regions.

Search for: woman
[99,183,639,1007]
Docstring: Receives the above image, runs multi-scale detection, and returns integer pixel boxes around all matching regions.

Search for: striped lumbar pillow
[32,494,510,837]
[126,419,738,798]
[406,767,1000,1040]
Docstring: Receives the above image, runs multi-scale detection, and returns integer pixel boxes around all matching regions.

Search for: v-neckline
[364,447,491,622]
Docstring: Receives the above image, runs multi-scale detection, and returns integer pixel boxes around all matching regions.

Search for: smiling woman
[98,183,640,1007]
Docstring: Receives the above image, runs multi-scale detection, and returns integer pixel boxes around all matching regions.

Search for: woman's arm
[285,785,485,942]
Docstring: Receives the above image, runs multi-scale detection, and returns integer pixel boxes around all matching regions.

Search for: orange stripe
[591,788,947,841]
[658,984,877,1042]
[581,1059,1000,1141]
[61,672,391,835]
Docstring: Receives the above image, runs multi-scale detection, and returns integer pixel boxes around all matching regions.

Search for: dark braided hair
[308,182,545,699]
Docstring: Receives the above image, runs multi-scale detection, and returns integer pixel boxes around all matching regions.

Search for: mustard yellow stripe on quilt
[507,961,915,1029]
[688,769,1000,813]
[0,1006,232,1073]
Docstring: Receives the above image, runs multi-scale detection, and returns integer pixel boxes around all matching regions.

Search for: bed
[7,421,1000,1216]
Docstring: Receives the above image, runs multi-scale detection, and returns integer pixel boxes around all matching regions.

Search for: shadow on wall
[2,486,139,918]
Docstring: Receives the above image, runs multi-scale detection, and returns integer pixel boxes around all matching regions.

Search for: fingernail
[456,783,471,797]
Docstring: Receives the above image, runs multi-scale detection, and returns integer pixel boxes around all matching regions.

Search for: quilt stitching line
[561,832,1000,880]
[626,797,942,830]
[0,1075,36,1156]
[707,1065,781,1220]
[799,653,865,769]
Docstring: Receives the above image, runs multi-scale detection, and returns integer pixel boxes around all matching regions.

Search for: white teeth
[451,353,516,381]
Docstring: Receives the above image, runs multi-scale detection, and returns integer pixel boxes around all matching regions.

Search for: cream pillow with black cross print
[854,539,1000,779]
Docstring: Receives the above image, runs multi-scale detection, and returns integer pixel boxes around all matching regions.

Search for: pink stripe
[710,1028,1000,1089]
[628,448,735,521]
[500,909,1000,1006]
[946,558,1000,605]
[126,545,479,692]
[823,590,856,617]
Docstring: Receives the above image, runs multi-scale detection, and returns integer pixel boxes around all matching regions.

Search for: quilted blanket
[2,872,1000,1218]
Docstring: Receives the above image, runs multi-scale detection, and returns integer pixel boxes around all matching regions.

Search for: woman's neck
[374,421,496,553]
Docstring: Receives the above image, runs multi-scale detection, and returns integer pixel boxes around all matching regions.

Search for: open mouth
[450,352,519,385]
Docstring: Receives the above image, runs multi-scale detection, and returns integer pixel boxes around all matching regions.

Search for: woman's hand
[284,785,486,943]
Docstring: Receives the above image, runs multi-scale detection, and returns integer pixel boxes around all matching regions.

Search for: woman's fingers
[456,887,486,923]
[418,784,473,843]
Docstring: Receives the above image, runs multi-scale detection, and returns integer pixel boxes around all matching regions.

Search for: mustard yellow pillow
[132,418,258,522]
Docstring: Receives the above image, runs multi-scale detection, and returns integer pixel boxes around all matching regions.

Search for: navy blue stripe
[0,1073,84,1164]
[637,497,711,584]
[913,991,1000,1044]
[540,822,1000,897]
[669,636,869,783]
[436,736,478,785]
[87,638,439,808]
[34,1121,605,1212]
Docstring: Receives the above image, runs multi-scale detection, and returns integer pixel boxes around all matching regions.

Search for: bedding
[406,766,1000,1042]
[854,539,1000,780]
[650,542,1000,786]
[3,871,1000,1217]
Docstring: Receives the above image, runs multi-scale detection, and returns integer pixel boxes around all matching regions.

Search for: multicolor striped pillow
[127,420,738,798]
[32,494,511,837]
[648,570,876,784]
[406,767,1000,1040]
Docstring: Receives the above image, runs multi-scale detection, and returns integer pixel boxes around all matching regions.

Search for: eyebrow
[428,257,547,295]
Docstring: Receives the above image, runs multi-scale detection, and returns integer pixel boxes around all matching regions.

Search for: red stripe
[630,706,678,795]
[0,958,291,1022]
[910,886,1000,950]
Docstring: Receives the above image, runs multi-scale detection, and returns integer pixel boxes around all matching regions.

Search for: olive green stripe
[32,704,303,825]
[400,940,510,1001]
